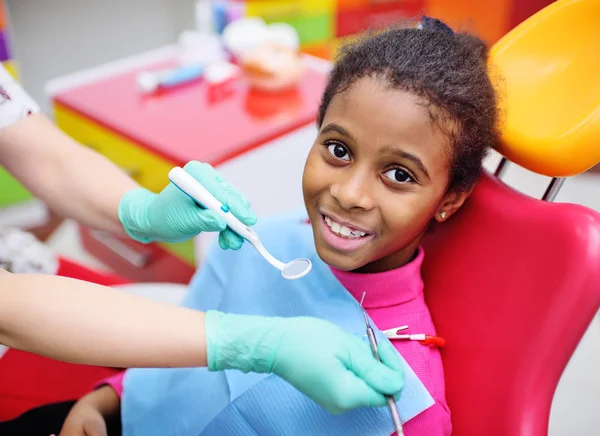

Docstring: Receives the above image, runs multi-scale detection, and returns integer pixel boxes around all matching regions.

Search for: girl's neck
[354,241,421,274]
[329,247,425,308]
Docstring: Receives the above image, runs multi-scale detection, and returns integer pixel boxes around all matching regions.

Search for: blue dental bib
[122,211,434,435]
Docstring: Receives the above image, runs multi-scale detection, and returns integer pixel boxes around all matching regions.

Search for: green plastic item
[159,239,196,266]
[264,13,333,46]
[0,167,33,207]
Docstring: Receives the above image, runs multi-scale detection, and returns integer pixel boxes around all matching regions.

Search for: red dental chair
[421,1,600,435]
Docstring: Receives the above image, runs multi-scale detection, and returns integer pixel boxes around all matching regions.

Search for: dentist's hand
[118,161,256,247]
[205,311,405,414]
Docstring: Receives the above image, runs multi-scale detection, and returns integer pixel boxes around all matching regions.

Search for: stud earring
[439,211,447,220]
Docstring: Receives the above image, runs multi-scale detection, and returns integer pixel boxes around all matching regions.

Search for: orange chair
[490,0,600,178]
[421,1,600,435]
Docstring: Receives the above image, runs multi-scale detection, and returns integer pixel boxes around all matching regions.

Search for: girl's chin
[315,244,368,272]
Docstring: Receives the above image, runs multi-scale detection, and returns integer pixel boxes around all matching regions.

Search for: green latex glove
[205,311,405,414]
[118,161,256,247]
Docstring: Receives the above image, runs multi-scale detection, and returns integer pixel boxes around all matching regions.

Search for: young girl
[48,16,498,436]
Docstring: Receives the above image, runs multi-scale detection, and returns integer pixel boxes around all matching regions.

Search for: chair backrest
[423,1,600,432]
[421,172,600,436]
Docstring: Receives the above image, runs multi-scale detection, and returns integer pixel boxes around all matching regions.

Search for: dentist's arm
[0,270,404,414]
[0,114,256,248]
[0,270,209,368]
[0,62,256,246]
[0,113,138,237]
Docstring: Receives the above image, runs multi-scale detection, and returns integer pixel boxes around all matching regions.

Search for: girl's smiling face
[303,76,469,273]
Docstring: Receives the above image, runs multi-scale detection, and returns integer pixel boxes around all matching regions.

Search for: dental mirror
[168,167,312,280]
[281,258,312,280]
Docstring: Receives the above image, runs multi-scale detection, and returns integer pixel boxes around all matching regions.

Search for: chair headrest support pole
[542,178,566,202]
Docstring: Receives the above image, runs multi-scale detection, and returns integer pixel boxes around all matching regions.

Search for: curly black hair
[317,19,499,192]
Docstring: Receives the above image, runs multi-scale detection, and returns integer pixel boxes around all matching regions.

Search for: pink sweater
[330,248,451,436]
[99,248,450,435]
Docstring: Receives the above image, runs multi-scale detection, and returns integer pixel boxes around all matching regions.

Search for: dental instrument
[360,292,404,436]
[168,166,312,280]
[383,328,446,348]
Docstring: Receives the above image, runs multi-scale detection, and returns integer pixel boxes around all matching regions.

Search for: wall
[5,0,195,114]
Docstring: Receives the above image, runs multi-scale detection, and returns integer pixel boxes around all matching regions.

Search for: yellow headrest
[489,0,600,177]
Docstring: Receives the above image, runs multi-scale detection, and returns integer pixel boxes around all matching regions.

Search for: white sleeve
[0,64,40,130]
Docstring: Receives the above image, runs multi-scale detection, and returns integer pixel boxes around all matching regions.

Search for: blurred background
[5,0,553,114]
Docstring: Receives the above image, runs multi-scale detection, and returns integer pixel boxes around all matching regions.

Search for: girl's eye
[327,143,350,161]
[384,168,414,184]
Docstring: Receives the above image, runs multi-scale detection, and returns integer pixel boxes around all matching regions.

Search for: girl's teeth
[324,215,368,239]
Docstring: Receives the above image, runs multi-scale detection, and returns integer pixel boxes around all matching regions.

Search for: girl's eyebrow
[320,123,356,143]
[380,146,430,180]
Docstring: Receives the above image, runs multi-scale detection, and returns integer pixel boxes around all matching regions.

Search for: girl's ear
[435,188,473,222]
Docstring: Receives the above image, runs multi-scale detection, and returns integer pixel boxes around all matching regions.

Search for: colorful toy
[240,43,305,92]
[220,17,305,92]
[212,1,556,61]
[213,0,335,59]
